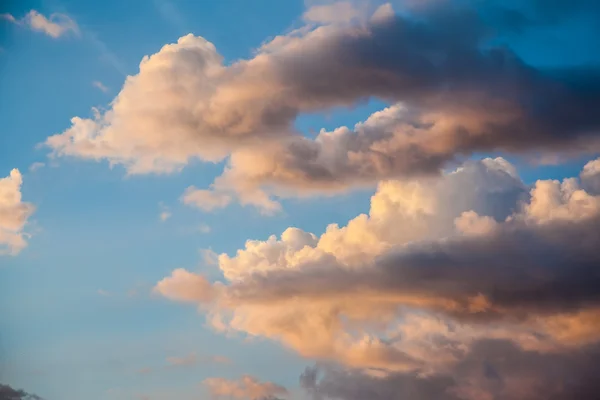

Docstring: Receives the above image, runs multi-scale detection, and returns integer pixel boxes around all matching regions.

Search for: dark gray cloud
[300,340,600,400]
[0,384,43,400]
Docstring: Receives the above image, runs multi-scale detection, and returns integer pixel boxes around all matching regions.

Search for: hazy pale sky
[1,1,600,400]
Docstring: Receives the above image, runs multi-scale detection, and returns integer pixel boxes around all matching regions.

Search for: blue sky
[1,1,600,400]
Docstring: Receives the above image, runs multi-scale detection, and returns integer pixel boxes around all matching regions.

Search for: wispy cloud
[86,31,128,76]
[154,0,189,33]
[2,10,79,38]
[28,162,45,172]
[92,81,109,93]
[166,352,197,367]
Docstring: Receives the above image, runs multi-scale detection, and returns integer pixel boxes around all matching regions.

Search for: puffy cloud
[203,375,287,400]
[156,158,600,375]
[218,157,525,280]
[0,169,36,255]
[153,268,219,303]
[2,10,79,38]
[581,157,600,194]
[46,3,600,209]
[523,177,600,223]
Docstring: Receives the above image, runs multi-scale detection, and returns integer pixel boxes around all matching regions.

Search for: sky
[0,1,599,400]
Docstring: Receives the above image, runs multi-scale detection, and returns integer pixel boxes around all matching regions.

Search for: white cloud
[28,162,45,172]
[45,7,600,211]
[155,157,600,374]
[181,187,232,212]
[0,169,36,255]
[3,10,79,38]
[153,268,220,303]
[92,81,109,93]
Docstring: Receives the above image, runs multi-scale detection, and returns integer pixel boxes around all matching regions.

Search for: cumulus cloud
[155,158,600,376]
[0,169,36,255]
[581,157,600,194]
[45,2,600,209]
[203,375,287,400]
[153,268,221,304]
[2,10,79,38]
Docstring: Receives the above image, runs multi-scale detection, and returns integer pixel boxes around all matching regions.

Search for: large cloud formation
[46,1,600,211]
[155,157,600,398]
[0,169,35,255]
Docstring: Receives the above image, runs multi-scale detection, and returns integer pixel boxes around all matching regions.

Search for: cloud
[301,340,600,400]
[581,157,600,194]
[28,162,45,172]
[153,268,220,303]
[0,384,43,400]
[92,81,109,93]
[0,169,36,255]
[159,202,171,222]
[166,352,197,367]
[181,187,232,212]
[165,352,231,368]
[45,2,600,209]
[203,375,288,400]
[3,10,79,38]
[303,1,363,24]
[155,158,600,374]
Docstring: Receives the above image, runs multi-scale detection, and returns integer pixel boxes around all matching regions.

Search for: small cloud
[29,162,45,172]
[97,289,111,296]
[160,211,172,222]
[159,202,171,222]
[3,10,79,38]
[0,13,16,23]
[138,367,153,375]
[166,352,197,367]
[92,81,109,93]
